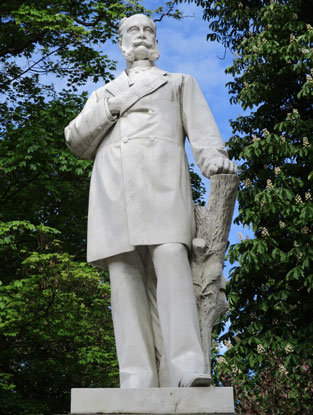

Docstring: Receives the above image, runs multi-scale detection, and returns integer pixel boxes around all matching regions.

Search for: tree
[178,0,313,412]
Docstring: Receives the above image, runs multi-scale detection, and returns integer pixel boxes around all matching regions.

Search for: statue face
[119,15,159,62]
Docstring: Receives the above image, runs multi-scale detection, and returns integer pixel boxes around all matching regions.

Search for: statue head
[118,14,160,63]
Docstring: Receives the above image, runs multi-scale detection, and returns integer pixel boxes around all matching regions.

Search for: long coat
[64,66,228,268]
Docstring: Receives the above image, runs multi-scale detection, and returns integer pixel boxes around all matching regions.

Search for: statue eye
[128,26,139,33]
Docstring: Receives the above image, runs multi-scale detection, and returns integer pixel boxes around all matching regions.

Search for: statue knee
[150,242,188,263]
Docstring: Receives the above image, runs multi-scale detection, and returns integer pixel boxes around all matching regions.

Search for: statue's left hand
[205,158,237,178]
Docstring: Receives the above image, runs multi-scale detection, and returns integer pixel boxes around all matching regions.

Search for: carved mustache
[132,39,153,48]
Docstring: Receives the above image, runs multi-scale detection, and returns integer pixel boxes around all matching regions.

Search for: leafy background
[1,0,313,414]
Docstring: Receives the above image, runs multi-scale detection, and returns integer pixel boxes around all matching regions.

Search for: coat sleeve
[181,74,229,178]
[64,88,117,160]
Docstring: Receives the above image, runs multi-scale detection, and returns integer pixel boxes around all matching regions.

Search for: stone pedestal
[70,387,234,414]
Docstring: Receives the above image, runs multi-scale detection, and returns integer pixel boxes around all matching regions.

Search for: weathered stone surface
[70,387,234,414]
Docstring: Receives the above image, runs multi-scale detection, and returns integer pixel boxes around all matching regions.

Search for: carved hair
[118,14,156,39]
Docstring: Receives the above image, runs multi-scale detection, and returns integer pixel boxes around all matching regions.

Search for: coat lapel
[106,67,168,115]
[105,71,129,97]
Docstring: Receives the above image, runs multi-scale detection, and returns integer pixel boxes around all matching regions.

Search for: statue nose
[137,28,145,38]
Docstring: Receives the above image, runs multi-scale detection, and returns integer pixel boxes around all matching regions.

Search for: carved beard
[121,41,160,63]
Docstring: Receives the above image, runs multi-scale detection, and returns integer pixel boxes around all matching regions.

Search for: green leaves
[0,221,118,414]
[181,0,313,411]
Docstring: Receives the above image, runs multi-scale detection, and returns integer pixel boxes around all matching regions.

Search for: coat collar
[106,66,168,115]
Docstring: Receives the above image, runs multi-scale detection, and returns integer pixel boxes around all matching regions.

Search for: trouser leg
[107,250,159,388]
[149,243,206,386]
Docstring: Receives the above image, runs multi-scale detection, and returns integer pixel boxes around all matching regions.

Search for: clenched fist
[204,158,237,178]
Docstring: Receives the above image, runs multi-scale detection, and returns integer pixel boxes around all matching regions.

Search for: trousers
[107,243,206,388]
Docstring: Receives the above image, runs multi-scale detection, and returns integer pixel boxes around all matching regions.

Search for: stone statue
[64,14,237,389]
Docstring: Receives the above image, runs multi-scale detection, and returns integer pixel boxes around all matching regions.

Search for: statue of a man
[65,14,236,389]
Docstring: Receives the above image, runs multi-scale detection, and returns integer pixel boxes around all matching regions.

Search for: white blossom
[224,340,233,350]
[257,344,265,354]
[285,344,294,354]
[295,194,303,205]
[303,137,309,147]
[278,364,288,376]
[263,128,270,137]
[243,178,252,188]
[262,227,269,237]
[306,75,313,83]
[217,356,227,365]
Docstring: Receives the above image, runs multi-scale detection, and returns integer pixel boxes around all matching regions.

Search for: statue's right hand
[107,96,123,116]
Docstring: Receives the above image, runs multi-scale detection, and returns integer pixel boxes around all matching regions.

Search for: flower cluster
[303,137,309,147]
[301,226,309,234]
[295,194,303,204]
[274,167,281,174]
[224,340,233,350]
[279,220,286,228]
[263,128,270,137]
[266,179,274,189]
[306,75,313,83]
[305,192,312,201]
[278,364,288,376]
[243,178,252,188]
[262,227,269,237]
[257,344,265,354]
[217,356,227,365]
[285,344,294,354]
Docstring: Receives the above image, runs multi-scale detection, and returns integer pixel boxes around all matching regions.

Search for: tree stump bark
[191,173,239,374]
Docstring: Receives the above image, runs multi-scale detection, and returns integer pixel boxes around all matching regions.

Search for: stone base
[70,387,234,414]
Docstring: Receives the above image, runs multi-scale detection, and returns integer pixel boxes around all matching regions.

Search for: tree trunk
[191,173,239,374]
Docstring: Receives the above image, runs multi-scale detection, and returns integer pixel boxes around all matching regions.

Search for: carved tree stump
[191,173,239,374]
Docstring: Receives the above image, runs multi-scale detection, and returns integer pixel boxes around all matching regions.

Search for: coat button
[122,136,128,143]
[148,109,153,115]
[97,126,102,131]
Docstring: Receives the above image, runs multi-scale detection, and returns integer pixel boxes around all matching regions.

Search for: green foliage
[189,163,206,205]
[0,1,198,413]
[179,0,313,412]
[213,341,313,414]
[0,0,147,97]
[0,221,118,415]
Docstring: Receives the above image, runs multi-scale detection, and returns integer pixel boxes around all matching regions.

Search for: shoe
[178,373,211,387]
